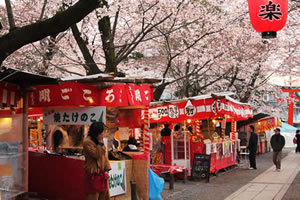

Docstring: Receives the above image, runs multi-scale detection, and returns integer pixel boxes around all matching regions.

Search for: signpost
[192,153,211,182]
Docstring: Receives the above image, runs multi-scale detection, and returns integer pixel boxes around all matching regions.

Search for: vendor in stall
[123,137,139,152]
[52,125,69,153]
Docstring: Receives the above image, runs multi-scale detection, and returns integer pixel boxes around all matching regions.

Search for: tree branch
[4,0,16,30]
[71,23,101,75]
[0,0,101,66]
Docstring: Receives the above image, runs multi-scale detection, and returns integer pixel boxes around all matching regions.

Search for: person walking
[270,128,285,172]
[295,130,300,153]
[247,125,258,170]
[83,122,111,200]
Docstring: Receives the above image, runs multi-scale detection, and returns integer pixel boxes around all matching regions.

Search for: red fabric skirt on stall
[84,170,108,194]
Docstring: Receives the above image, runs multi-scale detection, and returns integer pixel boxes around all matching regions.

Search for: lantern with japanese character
[248,0,288,38]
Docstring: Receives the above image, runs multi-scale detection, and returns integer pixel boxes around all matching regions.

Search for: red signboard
[150,98,253,123]
[248,0,288,38]
[29,83,153,107]
[29,82,99,107]
[99,84,128,107]
[126,85,152,106]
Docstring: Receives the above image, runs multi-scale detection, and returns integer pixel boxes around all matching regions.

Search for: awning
[149,96,253,123]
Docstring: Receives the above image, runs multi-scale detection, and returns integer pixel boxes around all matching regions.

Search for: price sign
[192,153,211,182]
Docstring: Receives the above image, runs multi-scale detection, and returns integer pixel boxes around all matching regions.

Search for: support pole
[22,89,29,192]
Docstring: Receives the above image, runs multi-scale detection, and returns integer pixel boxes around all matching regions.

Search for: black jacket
[271,134,285,152]
[248,132,258,152]
[296,134,300,145]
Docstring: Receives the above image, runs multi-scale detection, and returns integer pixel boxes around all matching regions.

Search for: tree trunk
[153,83,168,101]
[71,24,101,75]
[0,0,101,66]
[98,16,117,75]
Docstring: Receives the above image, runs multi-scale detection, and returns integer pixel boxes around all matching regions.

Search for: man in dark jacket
[271,128,285,172]
[247,125,258,169]
[295,130,300,153]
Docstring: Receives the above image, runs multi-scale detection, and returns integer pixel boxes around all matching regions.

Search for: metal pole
[22,89,29,192]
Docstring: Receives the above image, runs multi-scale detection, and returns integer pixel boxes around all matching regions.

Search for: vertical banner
[143,108,151,153]
[231,121,237,140]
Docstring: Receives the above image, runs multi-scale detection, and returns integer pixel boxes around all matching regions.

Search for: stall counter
[28,151,133,200]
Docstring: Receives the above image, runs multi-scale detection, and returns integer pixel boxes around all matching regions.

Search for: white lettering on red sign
[105,89,115,103]
[39,89,51,103]
[61,88,72,100]
[134,89,142,102]
[144,90,150,101]
[83,89,92,101]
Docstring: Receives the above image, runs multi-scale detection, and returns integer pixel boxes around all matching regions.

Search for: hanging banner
[30,82,153,107]
[43,106,106,125]
[150,98,253,123]
[99,84,129,107]
[109,161,126,197]
[29,82,99,107]
[126,84,153,106]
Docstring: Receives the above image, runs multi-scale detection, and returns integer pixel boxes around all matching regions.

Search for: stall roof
[237,113,270,128]
[61,73,161,84]
[0,67,59,86]
[150,92,250,106]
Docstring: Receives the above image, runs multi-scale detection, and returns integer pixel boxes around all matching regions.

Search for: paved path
[225,152,300,200]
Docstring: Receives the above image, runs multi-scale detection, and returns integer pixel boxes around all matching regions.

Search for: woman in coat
[83,122,111,200]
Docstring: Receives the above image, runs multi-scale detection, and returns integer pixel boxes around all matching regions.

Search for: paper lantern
[248,0,288,38]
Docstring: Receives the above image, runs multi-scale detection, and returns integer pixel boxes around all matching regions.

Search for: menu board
[192,153,211,182]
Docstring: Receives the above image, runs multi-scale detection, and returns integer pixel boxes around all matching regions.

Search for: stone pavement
[225,151,300,200]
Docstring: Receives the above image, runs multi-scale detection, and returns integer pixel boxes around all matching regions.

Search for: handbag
[293,137,297,144]
[84,170,108,193]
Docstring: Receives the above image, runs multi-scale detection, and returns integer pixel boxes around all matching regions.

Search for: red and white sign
[29,83,153,107]
[99,84,152,107]
[0,82,19,106]
[127,85,152,106]
[150,98,253,123]
[99,84,128,107]
[29,82,99,107]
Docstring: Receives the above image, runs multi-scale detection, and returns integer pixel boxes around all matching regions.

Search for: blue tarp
[149,168,165,200]
[280,122,298,134]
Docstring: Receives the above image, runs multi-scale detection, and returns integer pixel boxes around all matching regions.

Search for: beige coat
[83,137,111,174]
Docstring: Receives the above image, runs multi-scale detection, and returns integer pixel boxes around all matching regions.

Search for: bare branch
[4,0,16,30]
[39,0,48,21]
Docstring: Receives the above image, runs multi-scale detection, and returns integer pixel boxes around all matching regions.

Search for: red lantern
[248,0,288,38]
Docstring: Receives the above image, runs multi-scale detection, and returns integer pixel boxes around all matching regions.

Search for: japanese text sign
[150,98,253,123]
[43,106,106,125]
[109,161,126,197]
[29,82,99,107]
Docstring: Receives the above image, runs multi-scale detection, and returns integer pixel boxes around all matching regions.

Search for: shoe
[276,169,280,172]
[249,167,255,170]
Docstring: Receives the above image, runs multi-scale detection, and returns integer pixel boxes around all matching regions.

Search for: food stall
[238,114,282,154]
[149,93,253,176]
[27,75,160,200]
[0,68,58,199]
